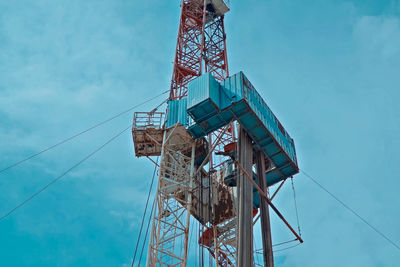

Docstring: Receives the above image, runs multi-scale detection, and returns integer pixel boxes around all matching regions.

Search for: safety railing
[133,112,164,130]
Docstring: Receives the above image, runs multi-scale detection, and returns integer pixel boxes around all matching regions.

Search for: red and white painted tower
[169,3,237,264]
[143,1,237,266]
[169,0,230,100]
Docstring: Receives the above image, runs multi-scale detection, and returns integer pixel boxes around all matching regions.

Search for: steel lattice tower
[146,1,236,266]
[169,0,229,100]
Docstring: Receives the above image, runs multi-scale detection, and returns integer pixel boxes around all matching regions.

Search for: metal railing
[133,112,164,130]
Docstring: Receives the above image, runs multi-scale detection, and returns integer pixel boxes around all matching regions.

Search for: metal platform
[132,112,164,157]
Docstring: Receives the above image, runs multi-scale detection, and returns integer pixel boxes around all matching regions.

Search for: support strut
[234,160,304,244]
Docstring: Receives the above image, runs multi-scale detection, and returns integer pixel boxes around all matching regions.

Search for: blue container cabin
[187,73,221,123]
[187,73,236,139]
[186,71,299,185]
[232,72,298,182]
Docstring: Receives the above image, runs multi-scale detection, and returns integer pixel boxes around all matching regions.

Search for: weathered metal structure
[131,1,302,266]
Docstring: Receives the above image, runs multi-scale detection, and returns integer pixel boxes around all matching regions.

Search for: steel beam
[255,151,274,267]
[183,142,196,266]
[237,127,253,267]
[234,160,304,243]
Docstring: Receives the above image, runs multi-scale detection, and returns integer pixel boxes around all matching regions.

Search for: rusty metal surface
[176,169,235,226]
[212,170,236,225]
[132,128,163,157]
[180,175,212,225]
[132,112,164,157]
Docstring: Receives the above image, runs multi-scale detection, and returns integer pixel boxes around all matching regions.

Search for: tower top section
[206,0,230,17]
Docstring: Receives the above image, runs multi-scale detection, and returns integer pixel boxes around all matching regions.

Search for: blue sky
[1,0,400,266]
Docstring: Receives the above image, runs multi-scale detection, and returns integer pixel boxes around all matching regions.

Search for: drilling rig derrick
[131,1,302,266]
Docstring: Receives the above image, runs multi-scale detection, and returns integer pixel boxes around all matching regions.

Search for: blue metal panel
[220,72,244,103]
[185,71,299,185]
[189,110,235,139]
[219,72,245,112]
[166,98,188,128]
[188,124,206,138]
[253,190,260,209]
[187,73,221,122]
[240,73,297,167]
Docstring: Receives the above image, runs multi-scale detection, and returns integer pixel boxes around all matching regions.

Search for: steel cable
[0,90,168,176]
[273,243,301,253]
[301,169,400,251]
[0,125,131,221]
[131,157,159,267]
[291,177,301,237]
[138,195,156,266]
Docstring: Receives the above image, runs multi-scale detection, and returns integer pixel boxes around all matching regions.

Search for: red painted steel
[170,0,206,100]
[169,0,234,159]
[170,1,230,100]
[169,1,235,265]
[199,227,234,267]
